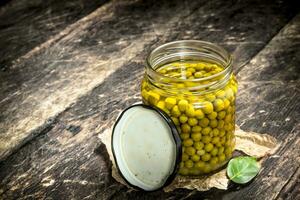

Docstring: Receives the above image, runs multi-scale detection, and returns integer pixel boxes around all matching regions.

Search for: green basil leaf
[227,156,260,184]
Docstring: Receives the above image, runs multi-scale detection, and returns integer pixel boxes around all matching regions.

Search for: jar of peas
[141,40,238,176]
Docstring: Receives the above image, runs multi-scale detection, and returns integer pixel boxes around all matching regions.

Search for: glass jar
[140,40,238,176]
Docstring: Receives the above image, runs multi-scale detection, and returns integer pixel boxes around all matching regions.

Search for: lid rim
[111,103,182,192]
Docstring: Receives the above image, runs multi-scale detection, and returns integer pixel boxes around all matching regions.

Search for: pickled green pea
[209,157,219,165]
[185,160,194,168]
[180,133,189,140]
[187,67,196,73]
[218,154,226,162]
[195,161,205,169]
[202,102,214,114]
[225,114,232,123]
[194,141,204,150]
[204,143,214,152]
[205,94,216,101]
[220,136,226,144]
[217,120,225,129]
[165,97,177,110]
[223,99,230,109]
[178,99,189,112]
[212,137,220,144]
[218,146,224,155]
[148,90,160,105]
[195,109,204,119]
[179,167,189,175]
[181,123,191,133]
[191,133,202,142]
[208,111,218,119]
[201,153,211,161]
[194,71,203,78]
[186,105,195,117]
[212,128,219,136]
[211,148,218,156]
[179,161,184,168]
[171,117,180,126]
[156,101,165,110]
[209,119,218,128]
[179,115,188,123]
[201,127,212,135]
[214,99,225,112]
[199,118,210,127]
[202,135,212,144]
[197,149,205,156]
[217,111,226,119]
[191,154,200,162]
[224,147,232,157]
[192,125,202,132]
[219,130,226,137]
[182,153,189,161]
[188,118,198,126]
[190,168,201,175]
[203,164,212,173]
[171,105,181,117]
[186,146,196,156]
[183,138,193,147]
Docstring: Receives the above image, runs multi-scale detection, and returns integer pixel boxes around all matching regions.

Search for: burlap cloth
[98,125,279,192]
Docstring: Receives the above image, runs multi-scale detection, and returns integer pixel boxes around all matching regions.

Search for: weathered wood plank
[0,0,297,163]
[0,0,108,70]
[0,1,299,199]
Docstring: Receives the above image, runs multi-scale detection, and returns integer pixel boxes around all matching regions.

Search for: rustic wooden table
[0,0,299,199]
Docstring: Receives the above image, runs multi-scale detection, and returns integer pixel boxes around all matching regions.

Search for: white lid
[112,104,181,191]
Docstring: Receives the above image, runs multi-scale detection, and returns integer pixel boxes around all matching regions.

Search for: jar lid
[111,103,182,191]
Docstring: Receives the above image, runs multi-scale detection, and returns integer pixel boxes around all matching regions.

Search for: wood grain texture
[0,0,299,199]
[0,0,108,70]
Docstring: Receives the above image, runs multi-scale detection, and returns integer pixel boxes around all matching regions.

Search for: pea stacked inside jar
[141,61,238,176]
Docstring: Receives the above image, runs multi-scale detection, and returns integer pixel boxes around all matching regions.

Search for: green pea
[191,154,200,162]
[180,133,189,140]
[211,148,218,156]
[186,105,195,117]
[201,127,212,135]
[212,128,219,136]
[179,115,188,123]
[197,149,205,156]
[208,112,218,119]
[214,99,225,112]
[182,153,189,161]
[202,135,212,144]
[171,105,181,117]
[179,167,189,175]
[183,138,194,147]
[194,141,204,150]
[217,111,226,119]
[209,119,218,128]
[181,123,191,133]
[188,118,198,126]
[178,99,189,112]
[192,125,202,132]
[191,133,202,142]
[195,161,205,169]
[185,160,194,168]
[199,118,210,127]
[204,143,214,152]
[195,109,204,119]
[202,102,214,114]
[186,147,196,156]
[201,153,211,161]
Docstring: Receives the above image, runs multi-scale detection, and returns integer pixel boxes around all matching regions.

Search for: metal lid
[111,104,181,191]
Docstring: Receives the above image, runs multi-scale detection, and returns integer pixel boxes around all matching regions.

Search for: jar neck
[145,40,233,96]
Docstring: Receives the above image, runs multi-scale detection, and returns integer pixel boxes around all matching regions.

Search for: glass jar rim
[145,40,233,83]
